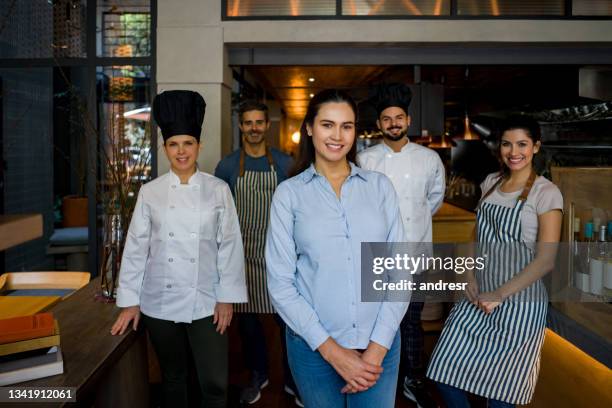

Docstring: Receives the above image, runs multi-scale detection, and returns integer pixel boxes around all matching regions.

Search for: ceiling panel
[244,65,394,118]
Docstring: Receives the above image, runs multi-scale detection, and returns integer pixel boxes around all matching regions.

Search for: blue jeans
[286,327,400,408]
[436,382,516,408]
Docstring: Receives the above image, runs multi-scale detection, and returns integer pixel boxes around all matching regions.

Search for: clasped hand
[465,279,503,315]
[319,339,387,395]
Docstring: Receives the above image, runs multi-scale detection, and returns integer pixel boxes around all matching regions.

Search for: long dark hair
[289,89,358,177]
[497,114,541,179]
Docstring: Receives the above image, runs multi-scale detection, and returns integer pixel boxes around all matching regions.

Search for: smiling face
[377,106,410,141]
[306,102,355,166]
[500,129,540,173]
[164,134,199,174]
[239,109,270,148]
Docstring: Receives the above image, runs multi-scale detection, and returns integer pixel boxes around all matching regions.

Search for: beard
[244,132,265,145]
[382,127,408,142]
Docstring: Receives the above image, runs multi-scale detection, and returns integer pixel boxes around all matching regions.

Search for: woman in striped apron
[427,115,563,407]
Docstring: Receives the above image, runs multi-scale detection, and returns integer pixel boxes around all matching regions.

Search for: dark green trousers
[142,314,228,408]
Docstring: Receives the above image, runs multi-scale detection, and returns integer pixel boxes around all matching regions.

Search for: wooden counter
[432,202,476,243]
[0,214,43,251]
[13,278,149,408]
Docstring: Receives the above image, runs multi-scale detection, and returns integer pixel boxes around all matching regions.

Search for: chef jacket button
[191,233,197,238]
[171,185,176,189]
[168,258,173,263]
[406,217,410,221]
[166,284,172,289]
[170,205,175,209]
[190,258,195,263]
[169,232,174,237]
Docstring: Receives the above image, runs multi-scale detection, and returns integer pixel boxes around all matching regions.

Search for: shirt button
[347,257,351,261]
[352,323,356,328]
[169,232,174,237]
[345,234,349,239]
[190,258,196,263]
[168,258,173,263]
[166,284,172,288]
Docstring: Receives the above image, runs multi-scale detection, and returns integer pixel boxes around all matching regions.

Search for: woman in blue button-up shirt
[265,89,409,408]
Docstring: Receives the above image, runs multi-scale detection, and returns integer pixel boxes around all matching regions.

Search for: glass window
[573,0,612,16]
[97,65,152,188]
[0,0,86,59]
[343,0,450,16]
[457,0,564,16]
[226,0,336,16]
[0,67,54,271]
[97,0,151,57]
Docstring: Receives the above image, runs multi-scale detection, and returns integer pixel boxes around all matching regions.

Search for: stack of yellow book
[0,313,63,385]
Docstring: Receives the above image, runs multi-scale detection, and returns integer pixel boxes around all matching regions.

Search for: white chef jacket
[357,142,445,243]
[116,170,248,323]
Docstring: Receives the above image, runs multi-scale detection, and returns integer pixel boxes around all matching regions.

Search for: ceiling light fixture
[308,77,315,82]
[291,131,301,144]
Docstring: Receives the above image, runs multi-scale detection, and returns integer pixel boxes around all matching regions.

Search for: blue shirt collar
[302,162,368,183]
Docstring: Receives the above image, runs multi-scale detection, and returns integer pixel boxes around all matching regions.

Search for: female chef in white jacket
[111,90,247,408]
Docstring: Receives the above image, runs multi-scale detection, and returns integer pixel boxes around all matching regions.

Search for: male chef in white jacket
[357,83,445,408]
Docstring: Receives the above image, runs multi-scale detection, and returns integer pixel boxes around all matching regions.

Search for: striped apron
[234,148,277,314]
[427,171,548,405]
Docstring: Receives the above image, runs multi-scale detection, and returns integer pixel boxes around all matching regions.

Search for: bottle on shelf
[589,225,607,296]
[572,217,583,290]
[580,221,594,293]
[602,223,612,298]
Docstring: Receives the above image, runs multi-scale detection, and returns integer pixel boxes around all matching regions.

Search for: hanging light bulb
[463,113,478,140]
[291,131,301,144]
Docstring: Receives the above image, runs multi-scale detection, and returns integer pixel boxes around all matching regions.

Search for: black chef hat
[375,83,412,117]
[152,90,206,142]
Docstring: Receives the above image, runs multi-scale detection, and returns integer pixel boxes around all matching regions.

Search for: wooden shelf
[0,214,43,251]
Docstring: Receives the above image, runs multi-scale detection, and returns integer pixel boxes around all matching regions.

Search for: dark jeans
[238,313,296,390]
[436,382,516,408]
[400,301,425,379]
[142,314,227,408]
